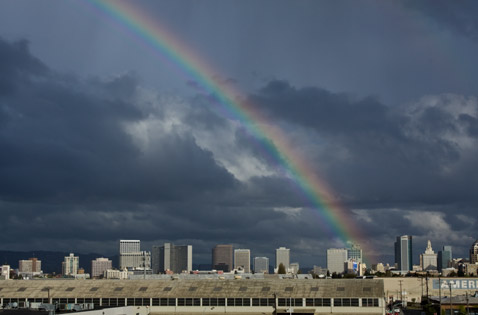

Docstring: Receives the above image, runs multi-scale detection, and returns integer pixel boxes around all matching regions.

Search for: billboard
[433,279,478,290]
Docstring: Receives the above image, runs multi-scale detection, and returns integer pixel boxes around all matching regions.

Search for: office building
[420,240,437,271]
[234,249,251,273]
[212,244,233,272]
[395,235,413,272]
[275,247,290,271]
[347,242,363,263]
[18,258,42,276]
[438,245,453,272]
[154,243,192,274]
[62,253,79,276]
[91,258,113,278]
[470,240,478,264]
[254,257,269,273]
[119,240,151,271]
[327,248,348,274]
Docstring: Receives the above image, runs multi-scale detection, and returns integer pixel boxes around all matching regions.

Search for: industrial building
[0,278,385,314]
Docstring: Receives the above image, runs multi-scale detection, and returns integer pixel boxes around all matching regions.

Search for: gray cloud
[403,0,478,41]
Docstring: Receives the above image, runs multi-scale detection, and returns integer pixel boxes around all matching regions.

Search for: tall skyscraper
[234,249,251,273]
[254,257,269,273]
[119,240,151,270]
[347,242,363,263]
[212,244,233,272]
[438,245,453,272]
[275,247,290,271]
[395,235,413,272]
[420,240,437,271]
[470,240,478,264]
[153,243,192,274]
[327,248,347,274]
[91,258,112,278]
[62,253,79,276]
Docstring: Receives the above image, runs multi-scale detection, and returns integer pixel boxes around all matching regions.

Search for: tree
[278,263,286,274]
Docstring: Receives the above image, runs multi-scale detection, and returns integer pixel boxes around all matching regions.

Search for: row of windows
[1,297,379,308]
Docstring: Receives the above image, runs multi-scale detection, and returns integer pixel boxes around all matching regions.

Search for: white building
[104,268,131,279]
[275,247,290,272]
[254,257,269,273]
[327,248,348,274]
[119,240,151,271]
[289,262,300,274]
[91,258,113,278]
[0,265,10,280]
[234,249,251,273]
[62,253,79,276]
[420,240,438,271]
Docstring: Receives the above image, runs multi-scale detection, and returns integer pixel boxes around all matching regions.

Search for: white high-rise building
[254,257,269,273]
[62,253,79,276]
[420,240,438,271]
[119,240,151,270]
[234,249,251,273]
[275,247,290,272]
[327,248,348,274]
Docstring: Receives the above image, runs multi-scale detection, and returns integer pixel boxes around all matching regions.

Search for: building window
[114,287,123,292]
[152,298,159,306]
[362,298,379,307]
[138,287,148,292]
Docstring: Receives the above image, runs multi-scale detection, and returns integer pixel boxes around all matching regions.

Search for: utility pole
[439,277,441,315]
[426,272,429,302]
[466,292,469,315]
[449,285,452,315]
[399,280,403,303]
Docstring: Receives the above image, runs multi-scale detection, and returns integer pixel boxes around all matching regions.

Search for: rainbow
[84,0,371,262]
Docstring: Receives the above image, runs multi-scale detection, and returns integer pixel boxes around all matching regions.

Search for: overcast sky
[1,0,477,268]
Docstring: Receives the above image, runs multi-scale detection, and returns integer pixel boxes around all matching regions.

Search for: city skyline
[0,1,478,267]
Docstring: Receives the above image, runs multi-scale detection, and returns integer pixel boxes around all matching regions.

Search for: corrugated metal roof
[0,279,383,299]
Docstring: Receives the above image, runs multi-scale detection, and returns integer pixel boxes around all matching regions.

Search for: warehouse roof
[0,279,383,299]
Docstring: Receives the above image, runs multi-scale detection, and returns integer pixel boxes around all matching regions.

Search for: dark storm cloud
[403,0,478,41]
[0,37,237,204]
[247,80,478,208]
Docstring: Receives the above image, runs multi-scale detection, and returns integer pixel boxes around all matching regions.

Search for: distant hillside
[0,250,118,274]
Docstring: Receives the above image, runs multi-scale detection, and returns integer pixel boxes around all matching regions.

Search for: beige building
[275,247,290,272]
[420,240,437,271]
[91,258,113,278]
[234,249,251,273]
[18,258,42,276]
[0,265,10,280]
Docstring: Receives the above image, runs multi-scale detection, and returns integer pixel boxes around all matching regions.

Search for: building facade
[254,257,269,273]
[0,278,385,314]
[395,235,413,272]
[327,248,348,274]
[18,258,42,276]
[212,245,233,272]
[347,242,363,263]
[420,240,437,271]
[62,253,79,276]
[91,258,113,278]
[438,245,452,272]
[234,249,251,273]
[119,240,151,271]
[470,240,478,264]
[154,243,192,274]
[275,247,290,272]
[0,265,10,280]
